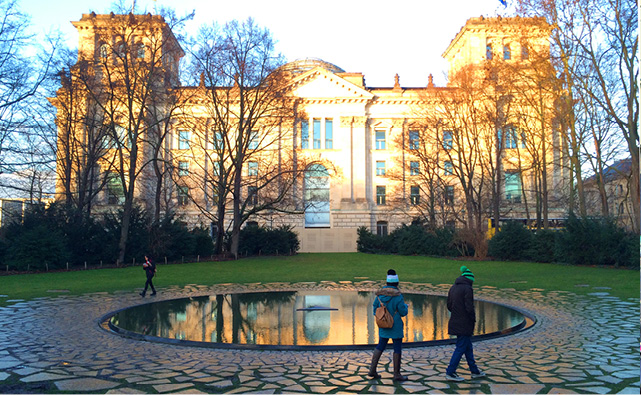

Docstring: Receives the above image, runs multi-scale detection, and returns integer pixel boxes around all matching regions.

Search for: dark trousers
[375,337,402,353]
[142,275,155,294]
[446,335,480,375]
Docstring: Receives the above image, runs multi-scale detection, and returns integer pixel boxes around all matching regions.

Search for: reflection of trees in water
[112,292,523,345]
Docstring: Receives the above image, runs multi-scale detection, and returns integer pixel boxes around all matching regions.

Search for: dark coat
[373,286,409,339]
[447,276,476,336]
[143,261,156,278]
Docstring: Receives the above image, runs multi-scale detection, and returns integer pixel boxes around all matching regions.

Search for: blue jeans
[446,335,480,375]
[376,337,402,353]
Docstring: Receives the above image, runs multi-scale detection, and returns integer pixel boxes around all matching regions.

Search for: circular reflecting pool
[106,290,534,349]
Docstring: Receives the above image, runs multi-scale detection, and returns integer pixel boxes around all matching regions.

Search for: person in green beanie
[445,265,486,381]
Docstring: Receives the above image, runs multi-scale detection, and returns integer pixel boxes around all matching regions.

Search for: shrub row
[488,213,638,267]
[237,224,300,256]
[0,203,214,271]
[357,223,462,257]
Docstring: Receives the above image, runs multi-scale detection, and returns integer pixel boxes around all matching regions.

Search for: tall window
[410,161,420,176]
[486,43,493,60]
[99,43,109,59]
[177,186,189,206]
[248,130,259,149]
[443,130,453,150]
[409,130,419,150]
[212,131,224,151]
[376,221,388,236]
[301,120,309,149]
[375,130,386,150]
[376,161,386,176]
[521,44,529,60]
[247,161,258,176]
[505,172,522,203]
[444,185,454,205]
[304,164,330,227]
[137,43,145,59]
[247,186,258,205]
[444,161,453,175]
[178,130,191,150]
[178,161,189,176]
[504,126,518,149]
[410,185,420,205]
[106,172,124,205]
[376,186,386,205]
[313,119,321,149]
[503,44,511,60]
[325,119,333,149]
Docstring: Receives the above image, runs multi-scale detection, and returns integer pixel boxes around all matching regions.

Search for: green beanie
[460,266,475,282]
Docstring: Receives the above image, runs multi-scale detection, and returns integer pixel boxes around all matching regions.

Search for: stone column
[353,116,369,205]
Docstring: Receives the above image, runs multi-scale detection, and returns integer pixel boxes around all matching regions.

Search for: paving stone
[488,384,544,394]
[20,372,71,383]
[11,367,42,376]
[0,372,10,381]
[575,386,614,394]
[54,377,120,391]
[152,383,194,393]
[367,384,396,393]
[283,384,307,392]
[105,388,147,394]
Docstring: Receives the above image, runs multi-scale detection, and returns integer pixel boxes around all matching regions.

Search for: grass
[0,253,638,304]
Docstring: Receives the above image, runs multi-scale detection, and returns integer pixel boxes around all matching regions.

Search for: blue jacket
[372,285,408,339]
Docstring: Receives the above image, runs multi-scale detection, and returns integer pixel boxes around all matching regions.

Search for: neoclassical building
[53,13,568,252]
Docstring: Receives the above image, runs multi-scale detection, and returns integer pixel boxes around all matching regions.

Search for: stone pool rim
[98,288,537,351]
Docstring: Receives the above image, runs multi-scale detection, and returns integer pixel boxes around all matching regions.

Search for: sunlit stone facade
[54,14,567,253]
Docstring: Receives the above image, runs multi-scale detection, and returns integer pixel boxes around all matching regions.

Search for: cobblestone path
[0,281,639,394]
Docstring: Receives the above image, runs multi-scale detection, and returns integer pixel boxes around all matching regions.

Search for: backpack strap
[376,295,397,317]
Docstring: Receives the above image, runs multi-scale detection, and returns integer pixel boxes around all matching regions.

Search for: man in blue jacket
[445,266,486,381]
[368,269,409,381]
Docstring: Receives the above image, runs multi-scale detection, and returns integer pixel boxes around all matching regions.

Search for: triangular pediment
[290,67,373,100]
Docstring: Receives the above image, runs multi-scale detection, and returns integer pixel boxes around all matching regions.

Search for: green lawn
[0,253,638,304]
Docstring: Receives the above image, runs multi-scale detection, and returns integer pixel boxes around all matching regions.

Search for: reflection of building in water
[142,292,523,346]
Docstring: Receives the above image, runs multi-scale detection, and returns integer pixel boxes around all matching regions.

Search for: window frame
[376,185,386,205]
[375,130,386,150]
[376,161,386,176]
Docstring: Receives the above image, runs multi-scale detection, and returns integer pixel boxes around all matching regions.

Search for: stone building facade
[53,14,568,253]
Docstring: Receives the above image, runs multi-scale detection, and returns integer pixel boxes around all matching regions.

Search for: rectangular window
[325,119,333,149]
[376,221,388,236]
[177,186,189,206]
[409,130,419,150]
[486,43,493,60]
[443,130,453,150]
[248,130,259,150]
[178,161,189,176]
[301,120,309,149]
[212,161,221,176]
[376,161,386,176]
[178,130,191,150]
[410,185,420,205]
[376,186,386,205]
[248,161,258,176]
[505,172,522,203]
[444,161,453,175]
[444,185,454,205]
[248,185,258,205]
[313,119,321,149]
[375,130,386,150]
[503,44,511,60]
[410,161,420,176]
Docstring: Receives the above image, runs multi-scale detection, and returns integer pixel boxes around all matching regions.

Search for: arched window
[486,42,493,60]
[304,164,330,227]
[503,44,511,60]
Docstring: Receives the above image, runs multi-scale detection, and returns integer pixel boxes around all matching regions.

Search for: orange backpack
[375,296,395,328]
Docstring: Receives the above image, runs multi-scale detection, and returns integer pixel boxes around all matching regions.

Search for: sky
[21,0,513,87]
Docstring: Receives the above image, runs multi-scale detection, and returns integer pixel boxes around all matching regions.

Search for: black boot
[367,348,383,379]
[393,352,408,381]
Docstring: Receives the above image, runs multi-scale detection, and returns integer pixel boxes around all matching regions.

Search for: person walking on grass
[140,256,157,297]
[445,265,486,381]
[367,269,409,381]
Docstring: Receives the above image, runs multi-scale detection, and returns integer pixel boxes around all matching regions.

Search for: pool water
[108,290,528,348]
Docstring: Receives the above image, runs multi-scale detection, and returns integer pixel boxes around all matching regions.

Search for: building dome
[280,58,345,75]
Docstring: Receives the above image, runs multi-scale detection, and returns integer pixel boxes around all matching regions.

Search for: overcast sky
[22,0,513,87]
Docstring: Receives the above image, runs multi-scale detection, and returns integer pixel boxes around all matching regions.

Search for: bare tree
[189,18,308,257]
